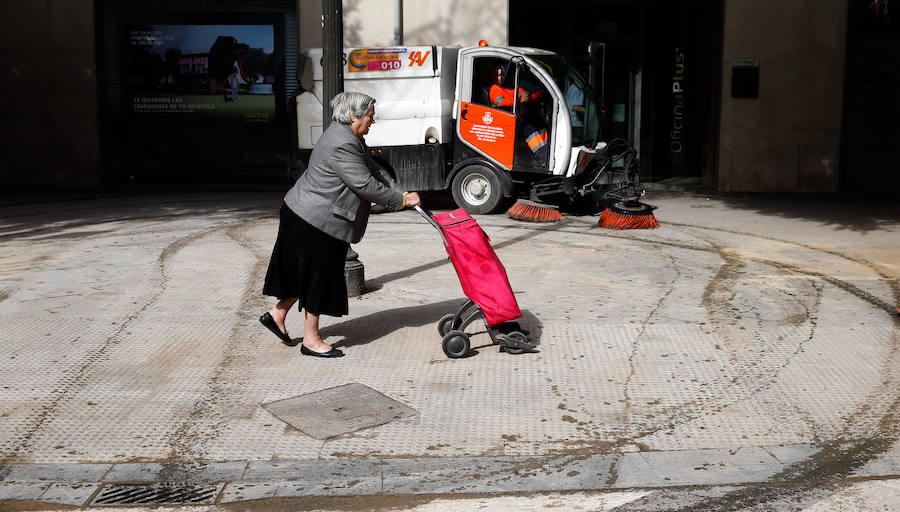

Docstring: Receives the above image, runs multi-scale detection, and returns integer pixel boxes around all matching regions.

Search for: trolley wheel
[451,164,504,214]
[502,331,528,355]
[441,330,470,359]
[437,314,457,337]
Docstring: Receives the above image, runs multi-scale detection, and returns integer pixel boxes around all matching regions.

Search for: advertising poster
[347,48,406,72]
[124,25,276,122]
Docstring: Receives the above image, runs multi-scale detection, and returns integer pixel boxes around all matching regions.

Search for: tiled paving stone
[382,456,520,494]
[103,462,247,484]
[243,459,381,483]
[0,482,51,502]
[1,463,111,483]
[512,454,621,492]
[38,482,100,506]
[244,459,383,497]
[219,481,278,503]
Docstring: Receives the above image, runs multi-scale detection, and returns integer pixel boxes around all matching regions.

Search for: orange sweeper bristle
[598,208,660,229]
[506,200,565,223]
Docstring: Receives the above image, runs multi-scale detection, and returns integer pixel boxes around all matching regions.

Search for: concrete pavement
[0,189,897,510]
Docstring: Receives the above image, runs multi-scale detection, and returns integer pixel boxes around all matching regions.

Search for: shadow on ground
[322,299,543,351]
[650,189,900,234]
[0,191,285,240]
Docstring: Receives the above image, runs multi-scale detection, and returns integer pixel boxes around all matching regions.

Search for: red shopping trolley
[416,205,538,358]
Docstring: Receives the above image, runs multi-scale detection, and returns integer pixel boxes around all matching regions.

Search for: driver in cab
[488,65,548,166]
[489,65,543,108]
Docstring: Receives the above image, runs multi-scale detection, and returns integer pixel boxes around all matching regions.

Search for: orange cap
[478,39,489,47]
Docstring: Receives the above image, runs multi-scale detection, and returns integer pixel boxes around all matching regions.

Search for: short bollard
[345,248,365,297]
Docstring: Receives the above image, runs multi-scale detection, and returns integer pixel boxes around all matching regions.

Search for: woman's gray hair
[330,91,376,125]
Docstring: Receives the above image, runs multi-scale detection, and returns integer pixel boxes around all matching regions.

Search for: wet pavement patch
[262,383,418,440]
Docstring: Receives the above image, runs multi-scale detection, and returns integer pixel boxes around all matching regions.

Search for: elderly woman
[259,91,421,358]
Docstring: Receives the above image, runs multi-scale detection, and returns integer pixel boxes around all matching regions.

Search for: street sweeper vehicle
[294,43,650,220]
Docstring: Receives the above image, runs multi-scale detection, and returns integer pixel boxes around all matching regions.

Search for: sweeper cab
[294,44,646,214]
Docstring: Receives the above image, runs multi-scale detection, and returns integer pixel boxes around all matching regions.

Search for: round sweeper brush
[506,199,565,223]
[598,201,660,229]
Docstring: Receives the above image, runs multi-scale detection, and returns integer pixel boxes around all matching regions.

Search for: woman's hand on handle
[403,192,422,208]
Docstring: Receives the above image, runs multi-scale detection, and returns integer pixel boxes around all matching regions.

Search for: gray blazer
[284,122,405,243]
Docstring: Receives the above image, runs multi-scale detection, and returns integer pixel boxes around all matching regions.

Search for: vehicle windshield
[530,55,600,147]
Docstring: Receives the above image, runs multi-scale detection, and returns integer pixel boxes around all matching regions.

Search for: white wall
[717,0,847,192]
[299,0,508,49]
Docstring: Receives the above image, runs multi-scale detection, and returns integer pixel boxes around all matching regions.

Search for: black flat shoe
[259,312,300,347]
[300,345,344,358]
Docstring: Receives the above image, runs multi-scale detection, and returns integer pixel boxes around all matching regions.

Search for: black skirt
[262,203,350,316]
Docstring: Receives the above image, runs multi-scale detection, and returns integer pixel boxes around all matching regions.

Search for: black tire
[441,330,470,359]
[607,200,654,216]
[437,314,457,337]
[451,165,504,214]
[502,331,528,355]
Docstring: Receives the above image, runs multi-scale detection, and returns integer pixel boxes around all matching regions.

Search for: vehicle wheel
[437,314,457,337]
[502,331,528,355]
[607,200,654,216]
[451,165,504,214]
[441,330,470,359]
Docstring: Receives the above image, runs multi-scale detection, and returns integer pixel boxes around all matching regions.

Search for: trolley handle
[414,205,439,229]
[414,205,449,246]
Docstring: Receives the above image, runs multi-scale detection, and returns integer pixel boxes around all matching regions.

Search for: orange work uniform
[489,84,542,108]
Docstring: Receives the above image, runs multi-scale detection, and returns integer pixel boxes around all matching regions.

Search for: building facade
[1,0,894,195]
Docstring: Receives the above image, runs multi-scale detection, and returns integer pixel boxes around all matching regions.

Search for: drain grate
[263,383,418,439]
[89,483,221,505]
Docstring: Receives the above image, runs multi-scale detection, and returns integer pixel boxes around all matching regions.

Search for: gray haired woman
[260,91,421,357]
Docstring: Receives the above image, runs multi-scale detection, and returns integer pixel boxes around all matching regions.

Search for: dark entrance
[841,1,900,197]
[509,0,722,188]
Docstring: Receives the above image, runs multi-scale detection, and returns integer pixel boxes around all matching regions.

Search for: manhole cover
[262,383,418,439]
[89,483,221,505]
